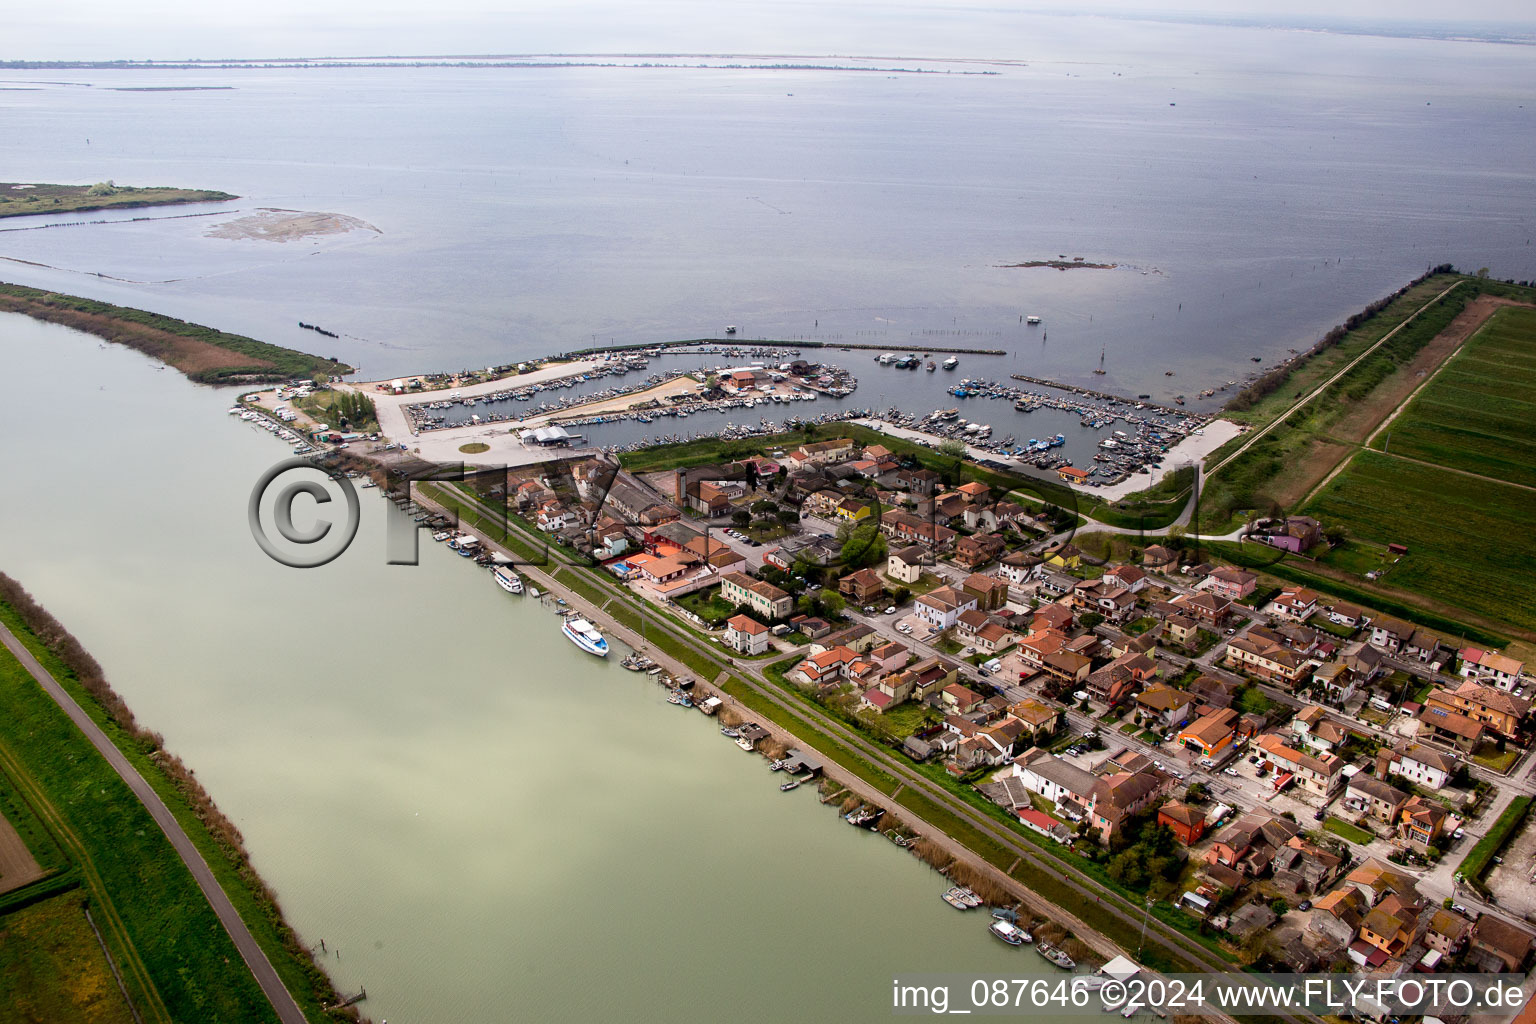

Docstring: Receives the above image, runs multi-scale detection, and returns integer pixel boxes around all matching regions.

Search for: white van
[1369,696,1394,713]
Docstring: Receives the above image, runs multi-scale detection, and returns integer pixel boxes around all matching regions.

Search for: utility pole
[1137,896,1155,958]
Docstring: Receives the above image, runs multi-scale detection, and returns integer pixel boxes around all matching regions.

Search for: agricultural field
[1370,306,1536,488]
[1303,451,1536,634]
[0,893,138,1024]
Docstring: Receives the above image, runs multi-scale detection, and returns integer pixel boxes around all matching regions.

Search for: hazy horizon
[5,3,1536,62]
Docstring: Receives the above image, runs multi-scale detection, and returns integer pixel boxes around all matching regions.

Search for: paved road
[0,622,310,1024]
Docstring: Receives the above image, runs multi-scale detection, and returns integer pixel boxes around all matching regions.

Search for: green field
[1371,306,1536,488]
[1302,451,1536,633]
[0,893,139,1024]
[1459,796,1532,891]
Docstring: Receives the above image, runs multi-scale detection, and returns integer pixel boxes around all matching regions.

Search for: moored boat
[561,617,609,656]
[1036,942,1076,969]
[990,919,1029,946]
[492,566,524,594]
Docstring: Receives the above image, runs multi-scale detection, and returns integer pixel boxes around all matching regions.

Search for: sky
[4,0,1536,61]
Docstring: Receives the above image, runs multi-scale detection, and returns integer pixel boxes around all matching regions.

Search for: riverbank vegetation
[0,572,357,1023]
[0,281,352,385]
[0,181,235,219]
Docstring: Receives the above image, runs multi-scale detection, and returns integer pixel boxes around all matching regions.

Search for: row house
[1224,632,1313,687]
[1256,733,1344,798]
[880,511,957,551]
[1460,647,1525,691]
[720,571,794,620]
[1370,616,1446,666]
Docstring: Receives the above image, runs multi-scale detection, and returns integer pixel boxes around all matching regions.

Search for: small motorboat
[955,887,982,908]
[720,727,740,738]
[779,778,802,792]
[990,920,1029,946]
[942,890,970,910]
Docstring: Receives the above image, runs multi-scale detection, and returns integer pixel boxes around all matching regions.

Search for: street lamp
[1137,896,1155,958]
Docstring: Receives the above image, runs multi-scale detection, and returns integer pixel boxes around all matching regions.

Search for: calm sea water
[2,23,1534,402]
[2,19,1535,1022]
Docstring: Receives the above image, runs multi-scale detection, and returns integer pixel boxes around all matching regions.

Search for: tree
[776,508,798,527]
[1184,782,1208,803]
[938,438,966,458]
[1079,612,1105,630]
[893,586,911,606]
[1269,898,1289,917]
[840,520,887,570]
[819,589,846,618]
[731,508,751,528]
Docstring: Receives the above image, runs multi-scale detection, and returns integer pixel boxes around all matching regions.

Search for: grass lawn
[880,702,939,739]
[0,892,138,1024]
[1323,817,1375,845]
[1471,743,1521,774]
[0,181,235,218]
[674,586,738,625]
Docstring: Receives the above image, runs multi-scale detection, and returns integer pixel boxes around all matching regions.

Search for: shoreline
[0,182,237,220]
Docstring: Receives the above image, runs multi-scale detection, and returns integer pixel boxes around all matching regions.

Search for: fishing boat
[725,325,737,334]
[942,890,971,910]
[926,361,937,372]
[1036,942,1076,970]
[492,566,524,594]
[561,617,610,656]
[990,920,1029,946]
[720,727,741,738]
[942,356,958,370]
[845,806,884,829]
[779,778,802,792]
[1026,315,1042,324]
[955,887,982,908]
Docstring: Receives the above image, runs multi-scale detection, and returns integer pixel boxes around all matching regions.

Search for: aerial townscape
[2,13,1536,1024]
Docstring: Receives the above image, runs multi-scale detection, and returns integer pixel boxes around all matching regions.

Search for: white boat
[492,566,524,594]
[1026,315,1042,324]
[527,587,540,599]
[990,920,1029,946]
[942,356,958,370]
[561,617,609,656]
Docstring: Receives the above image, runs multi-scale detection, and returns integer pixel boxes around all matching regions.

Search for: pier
[1009,374,1198,419]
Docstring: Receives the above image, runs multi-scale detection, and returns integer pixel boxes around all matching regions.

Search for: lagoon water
[2,18,1536,1022]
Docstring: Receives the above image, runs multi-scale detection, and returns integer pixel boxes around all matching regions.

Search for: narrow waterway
[0,313,1052,1021]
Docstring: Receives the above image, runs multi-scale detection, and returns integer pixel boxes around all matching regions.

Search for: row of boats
[947,895,1081,968]
[487,558,613,657]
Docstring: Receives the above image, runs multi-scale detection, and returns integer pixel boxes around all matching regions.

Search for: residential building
[1086,770,1167,842]
[914,586,978,631]
[720,571,793,620]
[1471,915,1536,972]
[1224,632,1313,687]
[961,572,1010,611]
[887,544,929,583]
[1133,684,1196,731]
[1203,566,1257,601]
[953,532,1005,570]
[1425,681,1530,741]
[1205,812,1300,876]
[724,614,771,655]
[1008,699,1058,737]
[1460,647,1525,691]
[1398,796,1450,849]
[1104,564,1149,593]
[1417,703,1487,751]
[940,683,987,715]
[1157,800,1206,845]
[1358,893,1420,959]
[1178,707,1240,758]
[1012,755,1098,819]
[788,645,862,687]
[1344,775,1410,824]
[880,511,957,551]
[1085,651,1156,708]
[835,496,873,522]
[998,551,1043,585]
[1252,515,1322,553]
[1376,742,1457,790]
[1163,591,1232,628]
[1423,908,1474,958]
[1257,733,1344,798]
[1266,587,1321,622]
[1290,705,1348,753]
[838,568,885,605]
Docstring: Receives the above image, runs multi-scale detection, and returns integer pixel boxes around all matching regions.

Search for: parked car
[884,606,896,614]
[1223,768,1239,777]
[1297,900,1312,912]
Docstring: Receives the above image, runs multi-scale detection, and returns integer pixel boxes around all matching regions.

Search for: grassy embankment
[0,181,235,219]
[1197,271,1475,533]
[0,891,140,1024]
[1458,796,1532,895]
[0,281,351,385]
[0,576,357,1023]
